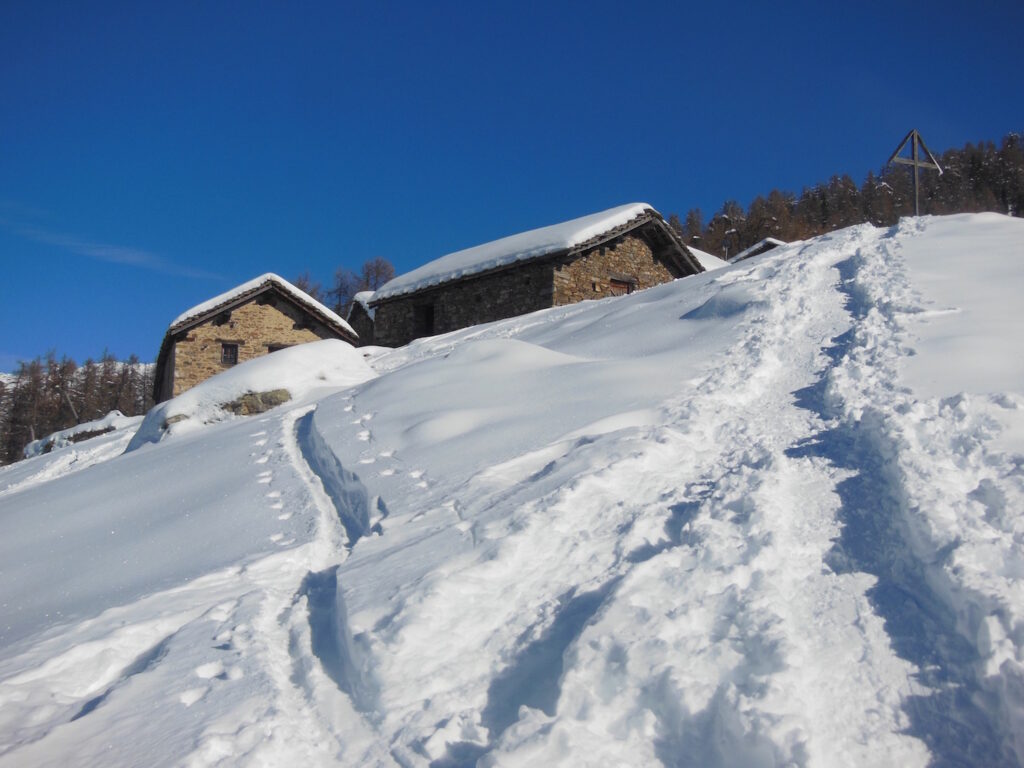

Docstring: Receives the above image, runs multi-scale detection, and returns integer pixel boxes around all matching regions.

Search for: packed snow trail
[311,225,929,765]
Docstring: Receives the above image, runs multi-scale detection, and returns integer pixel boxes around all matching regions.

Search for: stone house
[370,203,704,347]
[345,291,376,347]
[153,273,358,402]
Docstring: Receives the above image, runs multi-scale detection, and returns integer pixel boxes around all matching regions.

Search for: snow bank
[23,410,143,458]
[127,339,375,450]
[373,203,654,300]
[688,245,729,272]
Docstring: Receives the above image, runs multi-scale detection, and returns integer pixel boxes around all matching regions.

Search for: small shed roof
[729,237,787,264]
[348,291,376,322]
[373,203,700,302]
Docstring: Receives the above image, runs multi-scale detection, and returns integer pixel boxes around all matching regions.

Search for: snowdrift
[0,214,1022,767]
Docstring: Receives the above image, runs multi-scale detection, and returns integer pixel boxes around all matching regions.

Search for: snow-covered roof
[169,273,355,338]
[729,237,787,264]
[688,246,729,272]
[373,203,662,302]
[349,291,376,321]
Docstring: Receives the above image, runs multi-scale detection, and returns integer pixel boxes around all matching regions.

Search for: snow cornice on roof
[372,203,702,304]
[167,273,355,339]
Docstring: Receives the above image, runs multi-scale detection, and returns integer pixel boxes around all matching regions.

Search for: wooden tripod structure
[888,129,943,216]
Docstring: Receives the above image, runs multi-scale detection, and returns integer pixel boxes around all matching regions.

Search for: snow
[1,214,1023,766]
[373,203,654,301]
[22,410,143,459]
[168,272,356,337]
[687,245,729,272]
[127,339,375,449]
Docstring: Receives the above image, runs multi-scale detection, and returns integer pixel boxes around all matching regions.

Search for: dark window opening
[414,303,435,336]
[221,343,239,365]
[267,344,291,353]
[212,312,231,326]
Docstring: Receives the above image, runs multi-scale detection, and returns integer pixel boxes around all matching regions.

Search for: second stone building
[370,203,704,347]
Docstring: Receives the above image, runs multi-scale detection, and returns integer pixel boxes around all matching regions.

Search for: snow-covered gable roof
[348,290,376,321]
[729,237,788,264]
[374,203,693,302]
[169,273,355,338]
[688,246,729,272]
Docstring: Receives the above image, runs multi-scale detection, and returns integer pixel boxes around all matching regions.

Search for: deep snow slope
[0,214,1022,767]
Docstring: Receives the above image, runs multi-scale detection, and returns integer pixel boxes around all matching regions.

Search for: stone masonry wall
[373,259,555,347]
[171,297,337,397]
[552,234,675,305]
[346,304,375,347]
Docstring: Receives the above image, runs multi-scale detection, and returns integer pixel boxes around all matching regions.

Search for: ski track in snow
[1,216,1022,767]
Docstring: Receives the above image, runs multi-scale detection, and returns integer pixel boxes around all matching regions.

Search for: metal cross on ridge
[888,129,944,216]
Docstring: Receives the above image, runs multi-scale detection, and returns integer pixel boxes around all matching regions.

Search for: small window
[268,344,290,353]
[221,343,239,365]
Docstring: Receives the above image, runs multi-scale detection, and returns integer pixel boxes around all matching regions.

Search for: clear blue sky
[2,0,1021,370]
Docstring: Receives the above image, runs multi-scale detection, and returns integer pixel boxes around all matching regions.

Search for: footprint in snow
[194,660,243,682]
[179,687,207,707]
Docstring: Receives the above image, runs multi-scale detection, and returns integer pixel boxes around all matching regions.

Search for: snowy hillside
[1,214,1022,767]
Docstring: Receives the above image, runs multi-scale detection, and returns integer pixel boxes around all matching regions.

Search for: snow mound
[127,339,375,450]
[23,410,143,458]
[688,245,729,272]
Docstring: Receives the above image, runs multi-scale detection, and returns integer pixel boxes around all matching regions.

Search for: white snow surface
[687,245,729,272]
[22,410,143,459]
[373,203,653,301]
[127,339,375,449]
[1,214,1023,767]
[169,272,356,337]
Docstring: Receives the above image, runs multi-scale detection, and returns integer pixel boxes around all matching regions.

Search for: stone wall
[552,234,675,305]
[170,296,336,397]
[373,259,555,347]
[346,303,375,347]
